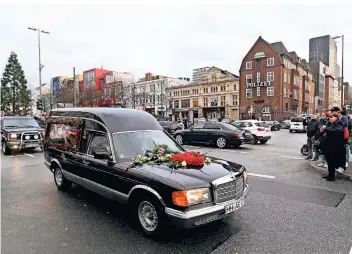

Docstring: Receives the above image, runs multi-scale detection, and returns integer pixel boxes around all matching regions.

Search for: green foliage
[1,52,32,114]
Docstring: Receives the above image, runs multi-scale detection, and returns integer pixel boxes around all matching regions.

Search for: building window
[257,72,261,82]
[284,72,287,83]
[232,95,238,106]
[246,89,252,98]
[174,100,179,108]
[257,87,260,96]
[288,88,291,97]
[267,58,274,67]
[181,99,190,108]
[233,84,237,91]
[285,102,289,111]
[192,98,198,107]
[203,97,208,107]
[220,96,226,106]
[284,88,287,97]
[246,61,252,70]
[220,85,226,92]
[267,72,274,82]
[246,75,252,84]
[212,76,216,82]
[294,75,298,85]
[267,87,274,96]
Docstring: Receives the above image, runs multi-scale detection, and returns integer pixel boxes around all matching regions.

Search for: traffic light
[36,99,43,110]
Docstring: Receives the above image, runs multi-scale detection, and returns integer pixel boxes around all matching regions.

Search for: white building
[135,73,190,116]
[192,67,210,83]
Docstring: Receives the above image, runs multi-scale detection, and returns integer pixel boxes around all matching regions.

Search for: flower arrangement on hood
[133,144,212,169]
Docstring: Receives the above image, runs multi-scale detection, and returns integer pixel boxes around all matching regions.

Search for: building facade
[135,73,190,116]
[167,67,240,122]
[80,68,111,106]
[308,61,327,113]
[324,74,340,109]
[239,36,315,121]
[309,35,340,78]
[192,67,210,83]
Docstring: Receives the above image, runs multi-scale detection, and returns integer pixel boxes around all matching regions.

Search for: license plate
[225,200,244,214]
[25,144,38,148]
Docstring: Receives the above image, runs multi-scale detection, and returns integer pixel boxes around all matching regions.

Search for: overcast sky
[0,3,351,91]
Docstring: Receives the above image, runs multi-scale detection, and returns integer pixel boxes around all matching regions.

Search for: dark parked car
[1,116,44,155]
[43,108,250,236]
[173,122,253,148]
[264,121,281,131]
[279,121,290,129]
[158,121,183,134]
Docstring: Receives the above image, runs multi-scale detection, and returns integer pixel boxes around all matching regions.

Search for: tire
[54,167,72,191]
[260,140,268,144]
[2,141,11,155]
[252,135,258,144]
[216,136,227,148]
[175,134,183,145]
[134,194,166,237]
[301,145,309,156]
[289,130,293,133]
[233,144,241,149]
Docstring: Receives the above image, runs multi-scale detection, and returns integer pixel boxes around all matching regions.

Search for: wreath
[43,118,84,151]
[134,144,212,169]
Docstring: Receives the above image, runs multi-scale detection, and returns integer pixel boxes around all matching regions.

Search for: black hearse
[43,108,250,236]
[1,116,45,155]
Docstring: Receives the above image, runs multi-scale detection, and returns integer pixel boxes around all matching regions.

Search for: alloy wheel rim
[176,135,183,145]
[55,169,63,186]
[217,138,226,148]
[138,201,158,232]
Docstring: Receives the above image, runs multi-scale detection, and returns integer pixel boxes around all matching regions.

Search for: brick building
[239,36,315,120]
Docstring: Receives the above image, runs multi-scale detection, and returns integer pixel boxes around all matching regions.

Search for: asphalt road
[1,130,352,254]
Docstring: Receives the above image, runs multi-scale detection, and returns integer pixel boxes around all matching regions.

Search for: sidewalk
[309,161,352,180]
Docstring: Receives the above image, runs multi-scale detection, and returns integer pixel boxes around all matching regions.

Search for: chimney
[145,72,152,81]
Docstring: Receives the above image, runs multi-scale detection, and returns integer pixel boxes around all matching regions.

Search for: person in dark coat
[305,114,319,160]
[320,113,345,181]
[183,117,188,129]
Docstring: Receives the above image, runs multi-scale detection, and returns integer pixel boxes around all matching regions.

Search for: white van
[289,116,306,133]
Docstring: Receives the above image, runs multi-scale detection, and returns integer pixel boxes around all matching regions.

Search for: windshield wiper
[4,125,21,128]
[22,125,39,128]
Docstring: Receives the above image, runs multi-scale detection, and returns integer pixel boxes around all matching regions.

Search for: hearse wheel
[175,134,183,145]
[2,141,11,155]
[135,194,166,237]
[54,167,72,191]
[216,136,227,148]
[260,140,268,144]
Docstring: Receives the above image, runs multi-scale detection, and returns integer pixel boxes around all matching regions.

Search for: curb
[308,162,352,181]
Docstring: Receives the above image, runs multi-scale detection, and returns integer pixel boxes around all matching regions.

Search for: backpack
[344,126,349,139]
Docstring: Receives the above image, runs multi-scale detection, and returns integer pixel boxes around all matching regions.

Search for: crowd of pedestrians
[305,106,352,181]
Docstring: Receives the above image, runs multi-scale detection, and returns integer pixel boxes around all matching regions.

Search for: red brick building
[239,36,315,120]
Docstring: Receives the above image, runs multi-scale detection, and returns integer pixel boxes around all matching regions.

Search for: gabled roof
[208,66,239,78]
[270,41,289,55]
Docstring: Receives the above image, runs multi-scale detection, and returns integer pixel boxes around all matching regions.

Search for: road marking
[349,246,352,254]
[247,173,276,179]
[280,156,303,160]
[23,153,35,157]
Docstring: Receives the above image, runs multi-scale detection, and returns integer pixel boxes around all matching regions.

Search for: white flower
[205,157,212,164]
[181,161,187,167]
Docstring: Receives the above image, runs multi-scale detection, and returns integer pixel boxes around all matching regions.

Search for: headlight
[243,170,248,184]
[8,133,17,140]
[172,188,211,207]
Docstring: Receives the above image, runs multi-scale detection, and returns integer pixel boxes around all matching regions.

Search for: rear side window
[291,117,303,122]
[204,123,221,129]
[46,120,82,150]
[239,122,253,127]
[254,122,265,127]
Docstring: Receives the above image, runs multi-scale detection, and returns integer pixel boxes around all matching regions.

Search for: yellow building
[166,67,240,121]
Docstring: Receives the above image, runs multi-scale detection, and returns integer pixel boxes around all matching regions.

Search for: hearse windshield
[112,130,183,159]
[3,118,39,128]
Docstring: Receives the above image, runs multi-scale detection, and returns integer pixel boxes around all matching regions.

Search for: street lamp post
[332,35,344,107]
[28,26,49,112]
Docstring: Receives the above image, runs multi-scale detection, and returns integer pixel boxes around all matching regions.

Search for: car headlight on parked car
[172,188,212,207]
[8,133,17,140]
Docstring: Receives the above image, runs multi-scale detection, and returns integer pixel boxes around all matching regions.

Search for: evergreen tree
[1,52,32,114]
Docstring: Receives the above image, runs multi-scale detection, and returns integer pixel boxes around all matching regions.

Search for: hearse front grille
[21,132,42,144]
[214,175,244,203]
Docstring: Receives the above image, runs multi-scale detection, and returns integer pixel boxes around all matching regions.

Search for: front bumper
[6,140,42,150]
[165,184,250,229]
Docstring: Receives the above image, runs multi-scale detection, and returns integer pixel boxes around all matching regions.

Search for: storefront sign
[246,81,273,88]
